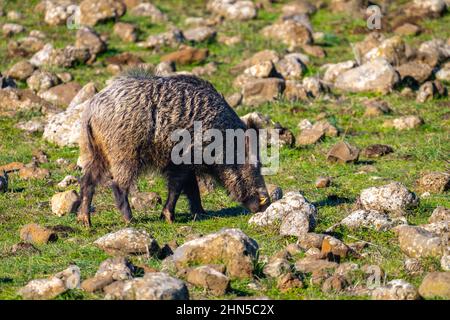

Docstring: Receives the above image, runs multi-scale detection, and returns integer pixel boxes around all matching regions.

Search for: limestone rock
[6,61,35,81]
[113,22,137,43]
[207,0,257,21]
[94,228,160,256]
[184,26,216,43]
[39,82,82,107]
[19,277,66,300]
[161,47,209,65]
[242,78,285,106]
[372,279,419,300]
[27,70,61,92]
[295,257,338,273]
[75,27,106,56]
[172,228,258,279]
[326,141,360,163]
[19,167,50,180]
[185,266,230,295]
[261,20,312,49]
[129,2,167,22]
[20,223,58,245]
[385,115,424,130]
[429,206,450,223]
[339,210,397,231]
[104,272,189,300]
[51,190,79,216]
[130,192,162,211]
[79,0,126,26]
[394,225,443,258]
[263,258,291,278]
[249,192,317,237]
[322,60,355,83]
[43,82,97,147]
[334,59,399,94]
[417,172,450,193]
[418,272,450,299]
[55,265,81,290]
[359,182,419,216]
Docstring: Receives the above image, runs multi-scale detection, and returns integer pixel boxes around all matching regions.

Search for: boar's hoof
[77,213,92,228]
[123,216,133,224]
[161,208,175,224]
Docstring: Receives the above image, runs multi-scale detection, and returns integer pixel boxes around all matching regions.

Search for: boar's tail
[83,120,109,184]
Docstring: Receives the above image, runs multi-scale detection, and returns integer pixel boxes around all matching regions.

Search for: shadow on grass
[133,206,247,224]
[0,278,13,284]
[194,206,249,221]
[314,194,353,208]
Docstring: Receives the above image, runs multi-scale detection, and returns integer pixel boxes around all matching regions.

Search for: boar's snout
[243,193,271,213]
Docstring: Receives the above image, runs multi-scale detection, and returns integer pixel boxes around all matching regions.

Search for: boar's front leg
[183,172,206,217]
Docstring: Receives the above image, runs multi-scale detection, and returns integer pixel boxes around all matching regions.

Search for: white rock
[413,0,446,14]
[372,279,419,300]
[96,257,134,281]
[18,277,66,300]
[249,191,317,237]
[359,182,419,217]
[334,58,399,93]
[263,258,291,278]
[94,228,159,256]
[51,190,79,216]
[243,61,274,78]
[441,253,450,271]
[207,0,257,21]
[172,228,258,279]
[394,225,443,259]
[43,82,97,147]
[104,272,189,300]
[322,60,355,83]
[57,175,78,188]
[29,43,54,67]
[436,62,450,81]
[339,209,398,231]
[2,23,25,36]
[55,265,81,289]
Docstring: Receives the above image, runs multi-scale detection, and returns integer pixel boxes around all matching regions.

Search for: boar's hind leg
[111,183,132,223]
[183,172,206,217]
[161,167,189,223]
[78,171,96,227]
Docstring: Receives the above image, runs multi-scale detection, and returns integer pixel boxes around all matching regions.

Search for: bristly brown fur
[78,70,269,226]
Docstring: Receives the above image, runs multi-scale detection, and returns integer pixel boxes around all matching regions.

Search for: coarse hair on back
[119,65,156,80]
[117,65,217,93]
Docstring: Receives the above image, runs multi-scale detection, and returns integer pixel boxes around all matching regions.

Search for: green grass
[0,0,449,300]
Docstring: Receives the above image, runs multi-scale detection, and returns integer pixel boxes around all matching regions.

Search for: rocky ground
[0,0,449,300]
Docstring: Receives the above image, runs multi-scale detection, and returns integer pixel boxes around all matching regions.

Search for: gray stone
[359,182,419,216]
[104,272,189,300]
[372,279,419,300]
[334,59,399,94]
[18,277,66,300]
[418,272,450,299]
[43,82,97,147]
[94,228,160,256]
[394,225,443,259]
[249,192,317,237]
[172,228,258,279]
